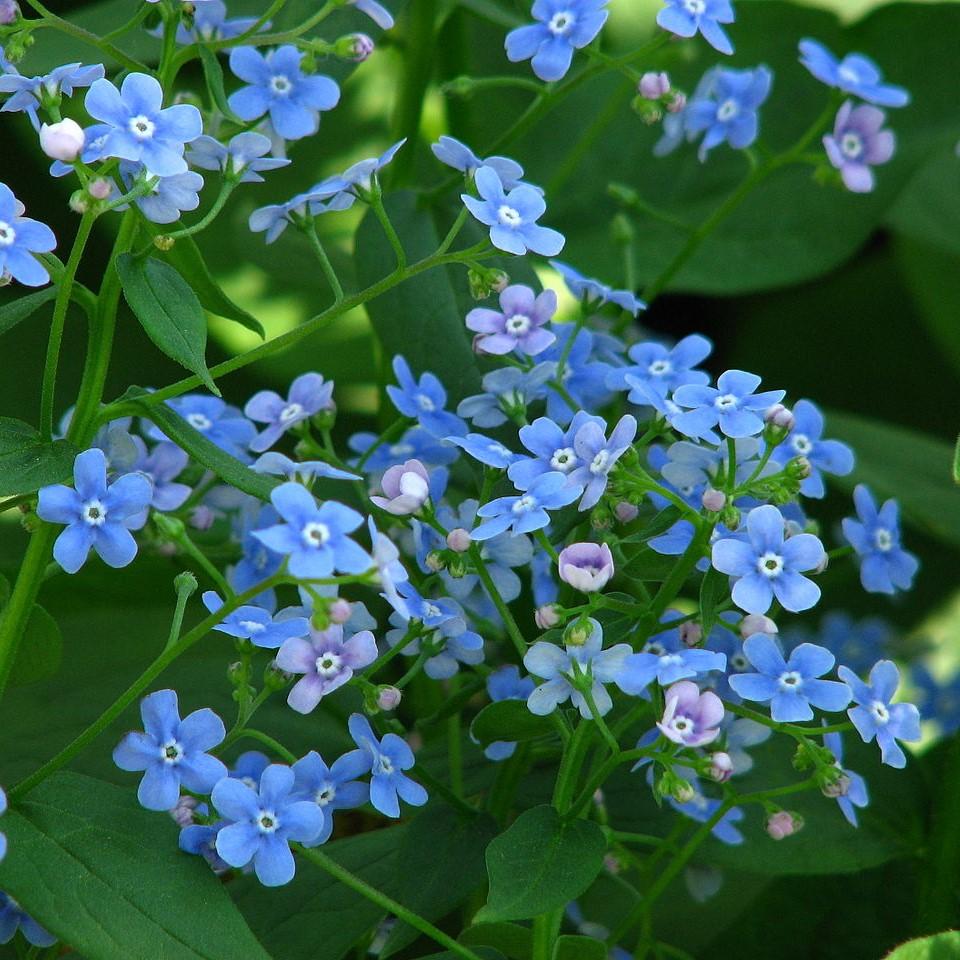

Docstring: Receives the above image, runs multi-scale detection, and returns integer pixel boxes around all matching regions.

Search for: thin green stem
[303,221,345,303]
[160,182,237,244]
[468,543,527,660]
[164,577,196,652]
[370,194,407,270]
[234,728,298,764]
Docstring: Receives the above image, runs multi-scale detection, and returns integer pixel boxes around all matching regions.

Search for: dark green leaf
[198,45,242,124]
[699,566,727,636]
[0,417,78,497]
[9,603,62,687]
[476,805,606,923]
[460,922,532,960]
[884,932,960,960]
[553,935,606,960]
[470,700,555,748]
[620,505,683,544]
[0,772,271,960]
[0,286,58,338]
[116,254,218,394]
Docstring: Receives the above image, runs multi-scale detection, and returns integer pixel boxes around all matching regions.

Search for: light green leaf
[198,46,243,125]
[0,286,58,338]
[699,565,728,637]
[0,417,78,497]
[884,932,960,960]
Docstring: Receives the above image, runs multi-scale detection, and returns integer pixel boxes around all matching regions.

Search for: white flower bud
[39,118,85,162]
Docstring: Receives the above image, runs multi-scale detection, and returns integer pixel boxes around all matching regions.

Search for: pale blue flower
[798,39,909,108]
[657,0,735,56]
[842,485,918,595]
[472,471,580,539]
[0,183,56,286]
[291,750,370,845]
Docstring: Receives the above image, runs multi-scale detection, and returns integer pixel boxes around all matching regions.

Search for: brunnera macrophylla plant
[0,0,949,957]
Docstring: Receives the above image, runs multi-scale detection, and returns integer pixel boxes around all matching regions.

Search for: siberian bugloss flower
[484,666,537,760]
[566,413,637,510]
[370,459,431,515]
[509,412,601,490]
[447,433,520,470]
[838,660,920,769]
[150,394,256,462]
[228,45,340,141]
[249,189,353,242]
[505,0,609,82]
[253,452,360,484]
[673,370,785,441]
[188,131,290,183]
[311,140,406,205]
[168,0,264,43]
[37,448,152,574]
[39,117,84,161]
[387,355,466,438]
[113,689,228,811]
[472,471,580,539]
[550,259,646,315]
[798,39,910,107]
[657,0,735,56]
[657,681,724,747]
[431,136,527,189]
[712,505,825,614]
[770,399,854,498]
[291,750,371,845]
[684,66,772,161]
[608,333,712,397]
[728,634,851,722]
[0,894,56,948]
[842,485,918,595]
[202,591,310,649]
[616,627,726,693]
[461,165,564,257]
[213,764,325,886]
[0,61,103,124]
[119,162,204,224]
[823,102,895,194]
[245,372,334,452]
[84,72,202,177]
[558,541,614,592]
[465,284,557,356]
[0,183,55,286]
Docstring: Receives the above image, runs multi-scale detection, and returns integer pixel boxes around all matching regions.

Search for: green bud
[447,553,468,578]
[590,502,614,531]
[442,75,477,98]
[719,504,741,530]
[153,513,186,541]
[263,660,292,691]
[153,234,175,251]
[311,403,337,431]
[564,616,593,647]
[657,769,695,804]
[173,571,199,598]
[610,213,635,246]
[607,182,639,207]
[631,95,663,125]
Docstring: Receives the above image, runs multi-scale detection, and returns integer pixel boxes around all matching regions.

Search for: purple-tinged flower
[350,426,459,471]
[567,413,637,510]
[0,183,56,286]
[462,166,564,257]
[558,541,614,592]
[130,438,190,511]
[253,452,360,483]
[276,624,377,714]
[245,372,334,453]
[673,369,785,440]
[253,482,371,580]
[120,162,203,224]
[370,459,430,515]
[228,45,339,141]
[472,471,580,539]
[344,714,427,818]
[539,325,615,424]
[684,66,772,161]
[39,118,85,161]
[37,448,152,574]
[113,689,227,811]
[84,72,202,177]
[639,71,671,100]
[798,39,909,108]
[483,666,537,761]
[712,505,825,615]
[838,660,920,769]
[0,894,56,948]
[658,681,724,747]
[202,591,309,649]
[249,189,353,243]
[446,433,520,469]
[657,0,735,55]
[291,750,370,845]
[387,355,466,438]
[349,0,394,29]
[310,140,406,206]
[213,764,324,886]
[368,516,409,610]
[549,259,646,315]
[457,363,555,428]
[188,131,290,183]
[148,394,256,463]
[509,411,603,491]
[505,0,609,82]
[607,334,711,396]
[823,731,869,826]
[770,399,853,498]
[431,136,527,189]
[729,634,851,722]
[523,619,631,718]
[823,101,895,194]
[842,485,918,595]
[465,284,557,356]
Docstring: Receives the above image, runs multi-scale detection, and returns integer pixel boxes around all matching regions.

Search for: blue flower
[113,689,228,811]
[0,61,103,125]
[823,101,895,194]
[350,426,459,470]
[188,131,290,183]
[728,634,851,722]
[842,484,918,595]
[249,189,353,242]
[202,590,310,649]
[659,437,769,494]
[549,259,645,315]
[291,750,371,845]
[912,665,960,735]
[822,731,869,827]
[523,619,631,717]
[431,136,527,189]
[608,334,711,396]
[712,505,825,614]
[228,45,339,141]
[368,516,409,610]
[0,894,56,948]
[244,372,334,453]
[349,0,394,29]
[770,399,853,498]
[230,504,283,606]
[566,413,637,510]
[253,482,371,580]
[684,66,772,161]
[457,363,555,428]
[505,0,609,82]
[253,452,359,484]
[179,815,229,873]
[838,660,920,769]
[798,39,909,108]
[508,411,604,491]
[148,394,256,462]
[483,666,537,760]
[462,166,564,257]
[213,764,325,885]
[539,326,614,424]
[310,139,406,206]
[446,433,520,469]
[787,612,889,678]
[345,713,428,818]
[387,581,460,627]
[131,438,191,511]
[386,356,466,438]
[171,0,264,43]
[230,751,270,789]
[673,369,784,440]
[0,183,56,287]
[657,0,735,56]
[120,162,204,224]
[386,601,484,679]
[84,72,202,177]
[466,284,557,357]
[472,471,580,539]
[37,448,152,574]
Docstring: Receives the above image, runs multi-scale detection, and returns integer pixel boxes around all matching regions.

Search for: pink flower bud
[765,403,795,431]
[377,686,402,711]
[638,71,670,99]
[535,603,561,630]
[490,270,510,293]
[189,505,216,531]
[370,459,430,515]
[446,527,472,552]
[701,487,726,512]
[739,613,777,639]
[615,501,639,523]
[766,810,803,840]
[88,177,113,200]
[667,91,687,113]
[0,0,18,25]
[679,621,702,648]
[347,32,374,61]
[328,598,352,624]
[821,770,851,799]
[39,118,85,162]
[169,795,199,827]
[707,751,733,783]
[558,541,614,593]
[603,853,621,874]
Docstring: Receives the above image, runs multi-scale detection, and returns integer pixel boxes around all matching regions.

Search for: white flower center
[0,221,15,247]
[160,739,184,764]
[128,115,156,140]
[684,0,706,13]
[270,74,292,96]
[506,313,532,335]
[548,10,575,34]
[757,551,784,578]
[256,810,280,833]
[660,653,683,668]
[389,443,414,456]
[869,699,890,724]
[423,602,442,619]
[792,433,813,455]
[82,498,107,526]
[416,392,435,412]
[671,715,693,734]
[512,495,536,514]
[874,528,893,552]
[840,132,863,159]
[779,670,803,691]
[714,393,739,412]
[239,619,266,635]
[280,402,304,423]
[315,784,336,806]
[590,450,610,474]
[550,447,577,472]
[302,521,331,548]
[645,642,666,656]
[837,64,860,86]
[648,359,672,377]
[716,98,740,122]
[315,652,343,677]
[375,754,394,775]
[186,412,212,431]
[497,204,522,228]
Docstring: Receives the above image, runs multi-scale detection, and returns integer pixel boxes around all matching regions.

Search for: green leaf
[0,417,78,497]
[116,254,218,394]
[620,505,683,544]
[884,932,960,960]
[0,772,271,960]
[553,935,606,960]
[0,286,58,338]
[8,603,62,687]
[460,923,532,960]
[476,805,607,923]
[383,804,498,956]
[123,388,278,502]
[699,565,728,636]
[198,45,242,124]
[470,700,555,748]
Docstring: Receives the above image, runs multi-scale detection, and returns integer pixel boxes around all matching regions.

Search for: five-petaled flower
[798,39,910,108]
[466,284,557,356]
[823,101,895,194]
[657,0,735,56]
[684,66,772,161]
[291,750,371,845]
[245,371,335,452]
[770,399,854,498]
[472,471,580,539]
[673,369,785,441]
[202,591,310,649]
[657,681,724,747]
[0,182,56,286]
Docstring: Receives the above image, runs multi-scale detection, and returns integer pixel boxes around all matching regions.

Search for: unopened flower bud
[342,32,374,61]
[558,542,614,593]
[821,769,851,799]
[263,659,293,691]
[638,70,670,100]
[610,212,634,246]
[311,403,337,431]
[564,617,592,646]
[766,810,804,840]
[679,621,702,648]
[535,603,561,630]
[446,527,472,552]
[39,118,84,161]
[787,456,812,480]
[328,598,352,624]
[720,504,740,530]
[614,501,639,523]
[447,554,468,578]
[740,613,777,638]
[425,550,446,572]
[88,177,113,200]
[227,661,245,684]
[169,795,199,827]
[377,685,402,711]
[707,751,733,783]
[189,505,216,531]
[173,571,199,598]
[667,91,687,113]
[0,0,18,25]
[69,191,89,214]
[370,459,429,516]
[153,513,186,541]
[701,487,726,512]
[669,777,695,804]
[603,852,621,874]
[765,403,795,431]
[154,235,175,251]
